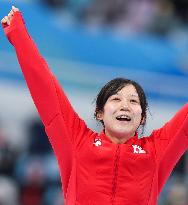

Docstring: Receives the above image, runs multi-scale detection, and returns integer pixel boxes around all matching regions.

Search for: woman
[1,6,188,205]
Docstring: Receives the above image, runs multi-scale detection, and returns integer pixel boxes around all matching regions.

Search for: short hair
[94,78,148,134]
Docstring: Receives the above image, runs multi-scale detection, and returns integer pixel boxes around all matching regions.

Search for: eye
[111,97,121,101]
[130,99,139,104]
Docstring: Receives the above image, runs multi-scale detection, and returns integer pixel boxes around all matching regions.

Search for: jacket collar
[99,130,139,145]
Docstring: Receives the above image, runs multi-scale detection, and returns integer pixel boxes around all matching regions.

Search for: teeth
[116,115,131,121]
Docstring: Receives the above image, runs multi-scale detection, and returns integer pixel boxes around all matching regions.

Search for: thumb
[1,17,9,28]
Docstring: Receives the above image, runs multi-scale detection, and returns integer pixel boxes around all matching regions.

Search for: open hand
[1,6,19,26]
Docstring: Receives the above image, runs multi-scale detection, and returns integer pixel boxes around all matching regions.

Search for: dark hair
[94,78,148,134]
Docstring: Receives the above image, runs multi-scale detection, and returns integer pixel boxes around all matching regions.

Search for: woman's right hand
[1,6,19,27]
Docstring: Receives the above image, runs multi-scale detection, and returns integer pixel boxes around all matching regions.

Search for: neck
[104,130,135,144]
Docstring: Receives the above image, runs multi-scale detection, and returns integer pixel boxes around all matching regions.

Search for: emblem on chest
[132,144,146,154]
[93,138,102,147]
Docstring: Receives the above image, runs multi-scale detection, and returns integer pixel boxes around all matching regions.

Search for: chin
[114,130,133,138]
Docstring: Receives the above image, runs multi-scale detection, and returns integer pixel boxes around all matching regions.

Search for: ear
[96,111,103,121]
[140,116,146,125]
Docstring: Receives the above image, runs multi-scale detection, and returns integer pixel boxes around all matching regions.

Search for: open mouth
[116,115,131,122]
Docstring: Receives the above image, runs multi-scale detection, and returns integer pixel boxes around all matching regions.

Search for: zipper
[111,145,121,205]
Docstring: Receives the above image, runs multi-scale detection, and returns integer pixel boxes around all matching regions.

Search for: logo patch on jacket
[132,145,146,154]
[93,138,102,147]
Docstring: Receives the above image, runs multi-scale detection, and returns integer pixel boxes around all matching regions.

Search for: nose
[120,101,130,111]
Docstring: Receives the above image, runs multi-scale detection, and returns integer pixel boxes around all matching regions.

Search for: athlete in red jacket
[1,6,188,205]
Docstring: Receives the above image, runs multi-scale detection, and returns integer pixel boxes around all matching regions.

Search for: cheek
[104,104,116,115]
[134,107,142,119]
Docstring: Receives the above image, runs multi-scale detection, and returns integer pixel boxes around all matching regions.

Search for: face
[97,84,143,143]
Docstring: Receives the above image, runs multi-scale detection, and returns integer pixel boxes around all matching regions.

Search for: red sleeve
[150,103,188,193]
[2,11,92,194]
[3,11,89,137]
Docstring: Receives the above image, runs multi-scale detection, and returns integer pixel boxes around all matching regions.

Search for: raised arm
[1,7,92,195]
[1,7,88,137]
[1,7,62,126]
[150,103,188,193]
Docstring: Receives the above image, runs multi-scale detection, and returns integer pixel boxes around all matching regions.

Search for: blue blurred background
[0,0,188,204]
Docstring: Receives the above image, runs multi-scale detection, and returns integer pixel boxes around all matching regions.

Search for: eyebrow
[130,94,139,97]
[115,93,139,97]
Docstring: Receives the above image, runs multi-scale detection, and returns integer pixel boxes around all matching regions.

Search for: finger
[8,11,12,18]
[1,17,7,24]
[8,9,14,16]
[4,16,10,25]
[8,11,14,19]
[12,6,19,12]
[8,14,13,22]
[10,10,14,16]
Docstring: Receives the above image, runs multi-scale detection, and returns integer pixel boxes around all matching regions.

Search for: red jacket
[3,12,188,205]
